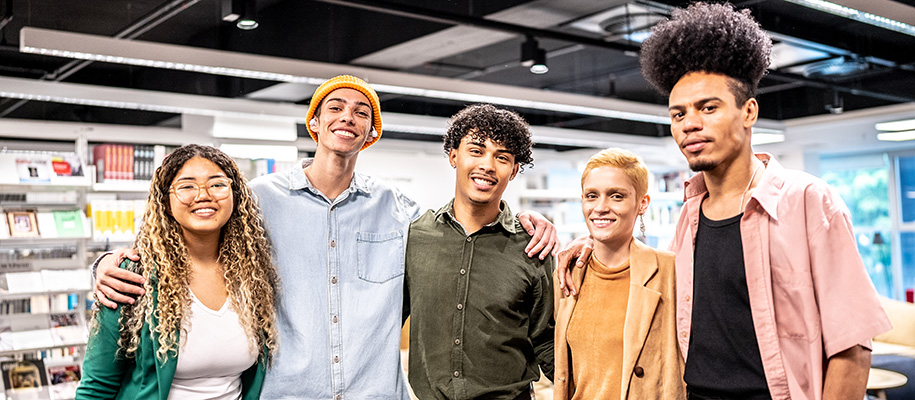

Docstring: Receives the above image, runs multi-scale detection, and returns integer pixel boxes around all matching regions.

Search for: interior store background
[0,0,914,398]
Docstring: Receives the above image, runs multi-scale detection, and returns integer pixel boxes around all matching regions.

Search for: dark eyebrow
[174,174,227,182]
[669,96,723,111]
[325,97,371,110]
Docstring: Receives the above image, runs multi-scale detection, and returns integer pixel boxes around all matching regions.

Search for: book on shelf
[51,210,87,238]
[1,359,51,399]
[89,199,145,242]
[5,210,39,238]
[0,151,87,186]
[15,157,52,184]
[46,362,80,400]
[92,143,160,183]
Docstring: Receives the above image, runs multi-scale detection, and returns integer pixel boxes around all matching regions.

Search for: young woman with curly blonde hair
[77,144,278,399]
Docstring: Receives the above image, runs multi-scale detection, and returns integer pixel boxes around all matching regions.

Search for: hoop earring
[638,214,646,241]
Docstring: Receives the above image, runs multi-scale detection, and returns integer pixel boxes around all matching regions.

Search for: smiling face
[313,88,373,157]
[581,166,648,250]
[168,157,234,240]
[449,135,519,210]
[668,72,758,173]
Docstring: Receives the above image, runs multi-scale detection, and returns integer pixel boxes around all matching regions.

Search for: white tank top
[167,291,258,400]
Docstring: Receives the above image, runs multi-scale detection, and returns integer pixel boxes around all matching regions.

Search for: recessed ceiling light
[877,130,915,141]
[875,118,915,132]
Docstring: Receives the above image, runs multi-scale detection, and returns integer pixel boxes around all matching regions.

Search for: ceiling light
[782,0,915,37]
[877,130,915,141]
[223,0,258,30]
[520,36,548,74]
[875,118,915,132]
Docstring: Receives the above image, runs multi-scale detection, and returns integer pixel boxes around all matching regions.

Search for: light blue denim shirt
[252,159,420,400]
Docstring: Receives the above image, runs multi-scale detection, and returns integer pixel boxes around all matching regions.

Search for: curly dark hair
[443,104,534,172]
[639,2,772,104]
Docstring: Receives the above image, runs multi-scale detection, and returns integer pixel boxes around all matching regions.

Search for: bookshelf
[0,150,95,400]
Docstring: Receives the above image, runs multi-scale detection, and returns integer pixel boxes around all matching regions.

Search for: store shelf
[0,289,91,301]
[0,177,91,189]
[92,180,152,192]
[0,236,90,245]
[0,258,82,271]
[0,342,88,357]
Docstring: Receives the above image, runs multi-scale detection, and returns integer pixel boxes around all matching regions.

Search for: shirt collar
[683,152,784,220]
[434,199,518,235]
[286,158,372,195]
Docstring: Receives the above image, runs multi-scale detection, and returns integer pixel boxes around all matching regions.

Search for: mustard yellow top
[567,257,631,400]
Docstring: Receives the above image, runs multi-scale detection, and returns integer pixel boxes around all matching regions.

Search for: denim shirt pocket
[356,230,406,283]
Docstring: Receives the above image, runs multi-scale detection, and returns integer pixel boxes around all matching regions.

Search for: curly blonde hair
[104,144,278,364]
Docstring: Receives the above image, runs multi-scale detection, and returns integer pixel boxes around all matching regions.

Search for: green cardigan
[76,262,267,400]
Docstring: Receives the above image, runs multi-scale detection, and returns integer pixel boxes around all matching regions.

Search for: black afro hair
[443,104,534,172]
[639,2,772,103]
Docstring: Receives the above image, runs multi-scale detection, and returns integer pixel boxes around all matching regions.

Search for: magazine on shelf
[46,362,80,400]
[6,211,39,238]
[15,157,51,184]
[1,359,51,399]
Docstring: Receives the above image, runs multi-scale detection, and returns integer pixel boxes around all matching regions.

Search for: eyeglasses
[169,178,233,205]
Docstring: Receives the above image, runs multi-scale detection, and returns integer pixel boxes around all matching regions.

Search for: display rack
[0,145,154,400]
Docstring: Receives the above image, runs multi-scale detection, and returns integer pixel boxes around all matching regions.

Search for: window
[820,154,893,297]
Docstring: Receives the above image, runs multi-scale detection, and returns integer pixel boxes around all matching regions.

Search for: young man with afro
[403,104,554,400]
[638,3,890,400]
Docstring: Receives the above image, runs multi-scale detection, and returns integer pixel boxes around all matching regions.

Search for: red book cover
[92,144,109,182]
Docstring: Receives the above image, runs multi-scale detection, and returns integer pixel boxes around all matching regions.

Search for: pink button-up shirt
[670,153,892,400]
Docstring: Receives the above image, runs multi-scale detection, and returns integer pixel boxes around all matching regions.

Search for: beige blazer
[553,238,686,400]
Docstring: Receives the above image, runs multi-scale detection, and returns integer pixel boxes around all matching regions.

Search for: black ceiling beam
[765,70,915,103]
[309,0,642,54]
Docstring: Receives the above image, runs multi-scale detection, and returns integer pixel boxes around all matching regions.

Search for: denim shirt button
[331,276,338,284]
[330,239,337,248]
[333,356,340,363]
[332,315,338,323]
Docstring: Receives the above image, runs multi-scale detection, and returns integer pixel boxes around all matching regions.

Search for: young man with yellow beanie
[92,75,558,399]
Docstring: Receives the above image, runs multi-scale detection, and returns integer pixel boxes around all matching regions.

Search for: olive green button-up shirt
[404,200,555,400]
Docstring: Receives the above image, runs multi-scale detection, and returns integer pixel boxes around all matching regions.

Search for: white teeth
[472,178,493,186]
[193,208,216,215]
[333,130,355,138]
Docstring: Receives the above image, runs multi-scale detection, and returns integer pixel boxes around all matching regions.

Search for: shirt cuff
[91,251,114,280]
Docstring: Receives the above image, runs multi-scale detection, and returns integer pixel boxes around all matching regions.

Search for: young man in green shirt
[403,104,554,400]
